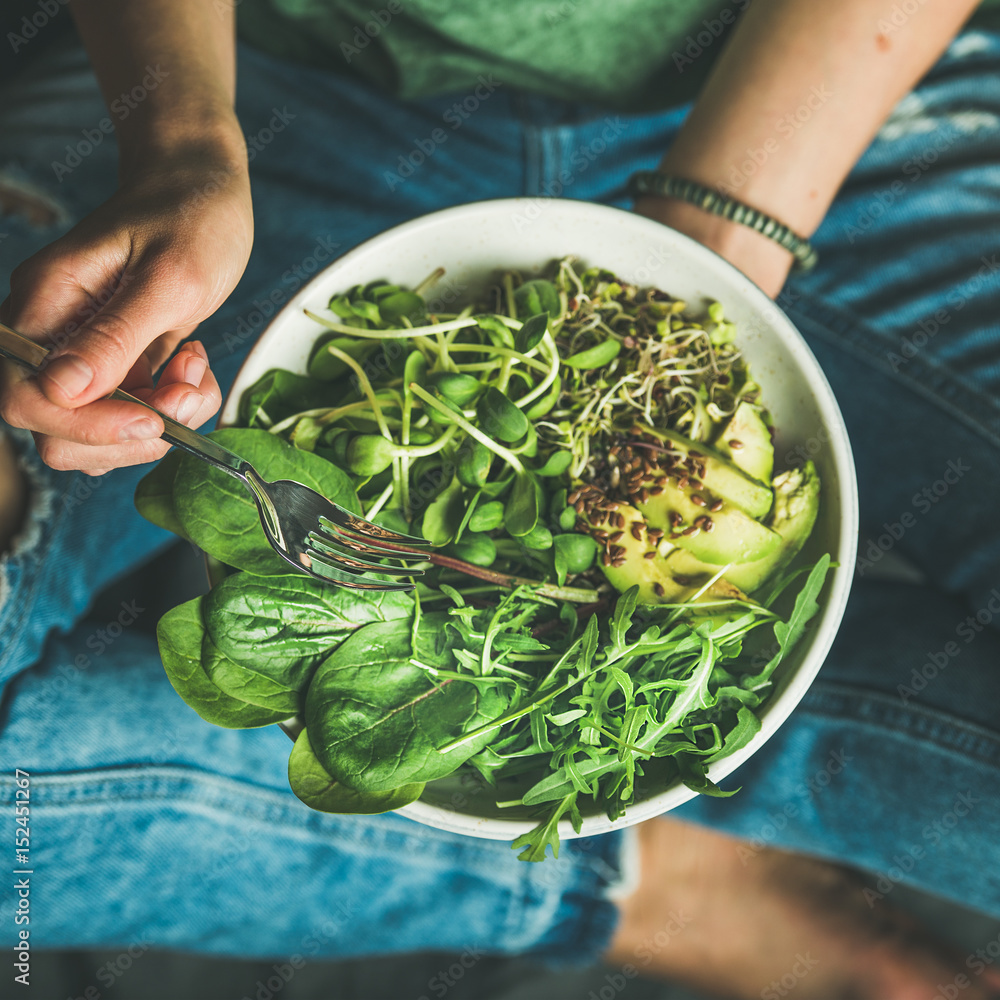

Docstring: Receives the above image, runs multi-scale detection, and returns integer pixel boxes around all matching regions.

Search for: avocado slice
[659,461,820,595]
[635,424,772,518]
[715,402,774,483]
[636,477,781,565]
[728,461,820,592]
[582,501,752,606]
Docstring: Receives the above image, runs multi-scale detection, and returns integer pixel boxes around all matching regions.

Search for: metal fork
[0,323,430,592]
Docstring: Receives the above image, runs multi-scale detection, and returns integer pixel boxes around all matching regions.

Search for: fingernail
[45,355,94,400]
[184,352,208,385]
[176,390,203,424]
[190,339,209,361]
[119,417,161,442]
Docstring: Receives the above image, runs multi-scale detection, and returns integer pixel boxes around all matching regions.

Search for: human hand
[0,142,252,475]
[634,195,794,300]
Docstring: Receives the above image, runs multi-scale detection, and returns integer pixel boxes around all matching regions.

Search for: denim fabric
[1,24,999,957]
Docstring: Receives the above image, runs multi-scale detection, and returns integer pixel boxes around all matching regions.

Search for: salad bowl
[217,198,858,843]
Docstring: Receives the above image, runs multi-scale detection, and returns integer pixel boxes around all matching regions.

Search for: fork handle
[0,322,249,479]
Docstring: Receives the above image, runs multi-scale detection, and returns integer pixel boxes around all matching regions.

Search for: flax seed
[682,525,700,537]
[644,550,657,559]
[650,485,664,496]
[602,550,612,567]
[609,531,624,544]
[728,439,744,450]
[653,582,666,597]
[630,523,644,541]
[710,499,723,512]
[691,494,707,507]
[677,476,689,488]
[568,490,581,505]
[673,575,692,586]
[704,518,716,532]
[610,544,625,558]
[639,488,650,503]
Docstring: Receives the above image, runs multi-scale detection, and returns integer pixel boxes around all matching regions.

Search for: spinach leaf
[156,597,289,729]
[305,614,510,793]
[205,571,412,676]
[288,729,425,814]
[201,630,300,714]
[173,428,360,575]
[134,450,190,540]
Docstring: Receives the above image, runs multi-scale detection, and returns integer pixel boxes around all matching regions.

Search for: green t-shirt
[236,0,1000,112]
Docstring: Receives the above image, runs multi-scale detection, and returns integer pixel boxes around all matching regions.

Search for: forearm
[68,0,246,178]
[638,0,981,292]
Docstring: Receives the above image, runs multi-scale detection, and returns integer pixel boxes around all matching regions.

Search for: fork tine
[318,511,433,547]
[310,524,429,563]
[307,534,424,578]
[303,549,417,592]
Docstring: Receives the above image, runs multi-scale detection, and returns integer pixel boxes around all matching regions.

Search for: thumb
[38,266,196,408]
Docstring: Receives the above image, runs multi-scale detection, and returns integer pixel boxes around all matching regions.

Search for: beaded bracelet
[627,171,818,272]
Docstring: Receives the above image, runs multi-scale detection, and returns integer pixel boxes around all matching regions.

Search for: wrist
[117,105,248,186]
[634,195,795,299]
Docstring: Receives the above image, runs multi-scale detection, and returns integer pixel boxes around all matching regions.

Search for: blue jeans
[1,26,999,957]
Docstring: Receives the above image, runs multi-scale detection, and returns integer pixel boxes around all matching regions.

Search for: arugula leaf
[511,792,582,862]
[746,553,832,689]
[156,597,289,729]
[705,705,762,763]
[288,728,424,813]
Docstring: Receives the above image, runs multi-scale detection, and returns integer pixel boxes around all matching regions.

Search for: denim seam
[800,680,1000,768]
[781,294,1000,448]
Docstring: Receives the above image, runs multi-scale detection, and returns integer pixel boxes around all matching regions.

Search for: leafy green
[134,450,189,540]
[745,554,832,689]
[288,728,424,813]
[305,615,511,792]
[205,571,412,675]
[156,598,290,729]
[172,428,360,575]
[202,630,300,714]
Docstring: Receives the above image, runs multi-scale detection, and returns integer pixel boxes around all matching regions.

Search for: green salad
[136,258,831,861]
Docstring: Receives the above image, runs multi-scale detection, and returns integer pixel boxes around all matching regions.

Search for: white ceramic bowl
[220,198,858,842]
